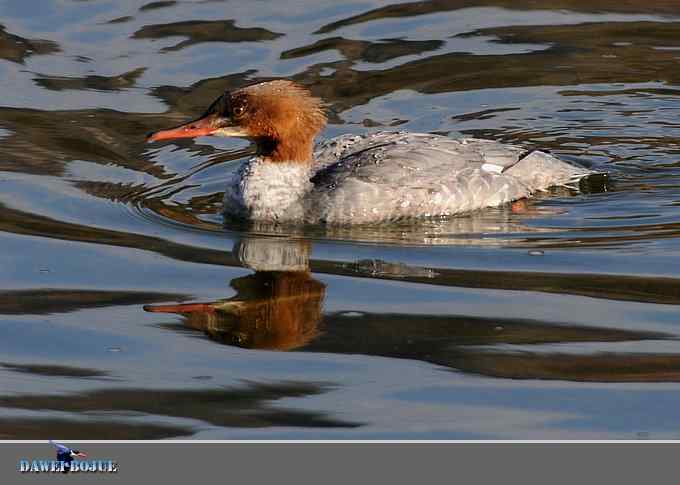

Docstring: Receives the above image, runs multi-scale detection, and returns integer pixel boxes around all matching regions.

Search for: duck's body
[149,80,595,225]
[223,132,592,225]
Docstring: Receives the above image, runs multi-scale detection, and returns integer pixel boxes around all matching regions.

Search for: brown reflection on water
[0,72,255,177]
[106,16,134,25]
[0,381,359,430]
[282,37,444,64]
[132,19,283,52]
[0,289,187,315]
[139,1,178,12]
[33,68,147,92]
[0,418,190,439]
[449,351,680,382]
[0,108,169,177]
[297,20,680,113]
[457,21,680,85]
[0,362,111,379]
[0,25,59,63]
[315,0,680,35]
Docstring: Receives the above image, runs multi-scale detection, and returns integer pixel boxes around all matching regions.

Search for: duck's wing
[309,132,592,224]
[311,132,528,188]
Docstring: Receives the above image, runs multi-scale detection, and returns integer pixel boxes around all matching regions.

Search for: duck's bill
[147,114,248,142]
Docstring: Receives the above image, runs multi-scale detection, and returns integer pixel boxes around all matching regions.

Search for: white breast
[223,158,313,222]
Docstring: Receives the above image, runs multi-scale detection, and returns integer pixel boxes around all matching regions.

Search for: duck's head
[148,80,327,163]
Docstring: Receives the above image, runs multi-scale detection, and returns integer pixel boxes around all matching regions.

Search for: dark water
[1,0,680,439]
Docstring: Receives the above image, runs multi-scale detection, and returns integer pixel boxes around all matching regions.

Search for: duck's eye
[233,105,246,118]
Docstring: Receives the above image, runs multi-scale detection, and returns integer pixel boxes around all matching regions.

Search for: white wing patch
[481,163,505,174]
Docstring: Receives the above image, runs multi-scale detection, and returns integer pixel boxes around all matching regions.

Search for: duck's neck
[256,136,315,164]
[224,156,314,223]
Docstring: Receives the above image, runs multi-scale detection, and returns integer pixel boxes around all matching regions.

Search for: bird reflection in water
[145,237,325,350]
[144,233,680,384]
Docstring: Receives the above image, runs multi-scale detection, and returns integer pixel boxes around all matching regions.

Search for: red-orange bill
[147,115,217,142]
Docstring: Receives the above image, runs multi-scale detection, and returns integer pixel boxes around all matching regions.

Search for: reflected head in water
[145,237,325,350]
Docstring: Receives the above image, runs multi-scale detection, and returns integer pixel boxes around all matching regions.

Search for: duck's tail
[504,150,605,192]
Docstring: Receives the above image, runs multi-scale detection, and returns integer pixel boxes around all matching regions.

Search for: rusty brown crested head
[148,80,327,163]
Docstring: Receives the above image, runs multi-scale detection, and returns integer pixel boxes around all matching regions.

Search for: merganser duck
[148,80,596,225]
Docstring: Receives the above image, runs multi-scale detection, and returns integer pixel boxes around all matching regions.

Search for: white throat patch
[223,158,313,222]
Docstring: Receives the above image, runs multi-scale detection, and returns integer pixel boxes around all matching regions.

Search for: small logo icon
[17,441,117,474]
[50,440,87,474]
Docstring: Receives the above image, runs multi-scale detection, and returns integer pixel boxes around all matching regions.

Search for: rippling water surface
[1,0,680,439]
